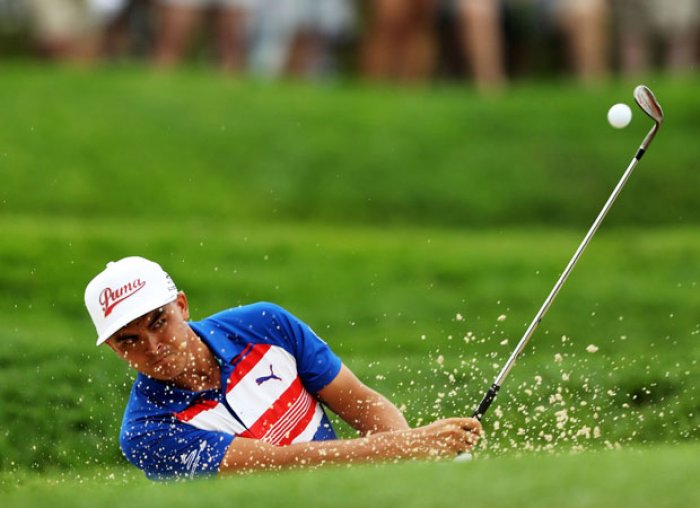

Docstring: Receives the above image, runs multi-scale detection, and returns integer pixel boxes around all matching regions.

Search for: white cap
[85,257,178,345]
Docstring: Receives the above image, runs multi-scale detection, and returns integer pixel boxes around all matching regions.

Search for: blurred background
[0,0,699,86]
[0,0,699,498]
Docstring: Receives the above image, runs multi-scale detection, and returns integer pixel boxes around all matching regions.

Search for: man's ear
[176,291,190,320]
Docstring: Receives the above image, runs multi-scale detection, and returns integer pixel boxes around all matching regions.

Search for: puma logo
[255,364,282,385]
[99,278,146,317]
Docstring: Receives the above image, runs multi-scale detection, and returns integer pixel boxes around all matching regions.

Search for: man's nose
[142,333,161,355]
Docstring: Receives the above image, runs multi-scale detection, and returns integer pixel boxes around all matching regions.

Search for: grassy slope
[1,66,699,227]
[3,444,699,508]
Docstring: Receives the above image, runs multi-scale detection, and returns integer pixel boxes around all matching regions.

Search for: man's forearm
[219,418,481,475]
[220,431,412,474]
[350,391,410,435]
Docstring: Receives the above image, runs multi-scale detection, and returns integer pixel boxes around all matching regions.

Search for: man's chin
[143,358,183,381]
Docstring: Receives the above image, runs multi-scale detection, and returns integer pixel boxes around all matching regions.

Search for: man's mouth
[150,352,172,368]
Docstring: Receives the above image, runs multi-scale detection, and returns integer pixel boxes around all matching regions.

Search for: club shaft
[472,125,658,420]
[498,157,640,385]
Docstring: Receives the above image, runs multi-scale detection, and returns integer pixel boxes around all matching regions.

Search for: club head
[634,85,664,124]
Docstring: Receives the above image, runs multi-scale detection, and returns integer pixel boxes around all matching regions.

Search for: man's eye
[153,318,166,329]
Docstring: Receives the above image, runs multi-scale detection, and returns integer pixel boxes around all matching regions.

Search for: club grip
[472,383,500,420]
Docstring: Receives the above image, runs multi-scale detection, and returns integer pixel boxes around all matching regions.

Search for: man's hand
[397,417,482,458]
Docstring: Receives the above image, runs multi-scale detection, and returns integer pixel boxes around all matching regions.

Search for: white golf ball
[607,103,632,129]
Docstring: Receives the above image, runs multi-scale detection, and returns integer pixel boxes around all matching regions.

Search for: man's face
[105,292,193,381]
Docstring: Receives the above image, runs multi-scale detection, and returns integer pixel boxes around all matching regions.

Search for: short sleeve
[120,414,234,481]
[264,304,342,393]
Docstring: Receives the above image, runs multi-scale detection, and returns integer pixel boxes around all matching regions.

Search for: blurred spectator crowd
[1,0,699,88]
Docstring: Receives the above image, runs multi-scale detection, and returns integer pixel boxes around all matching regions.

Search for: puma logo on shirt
[255,364,282,385]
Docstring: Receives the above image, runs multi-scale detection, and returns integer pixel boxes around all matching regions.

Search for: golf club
[471,85,665,422]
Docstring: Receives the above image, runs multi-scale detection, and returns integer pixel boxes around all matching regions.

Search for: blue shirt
[118,302,343,480]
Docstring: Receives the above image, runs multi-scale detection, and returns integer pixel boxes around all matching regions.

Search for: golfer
[85,256,481,480]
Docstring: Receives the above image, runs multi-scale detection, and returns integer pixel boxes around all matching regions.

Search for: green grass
[1,65,699,227]
[3,444,699,508]
[0,64,697,486]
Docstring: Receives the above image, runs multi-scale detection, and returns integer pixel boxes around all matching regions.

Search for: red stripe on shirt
[262,387,311,444]
[226,343,271,393]
[174,399,219,422]
[248,377,305,438]
[270,391,317,446]
[240,377,311,442]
